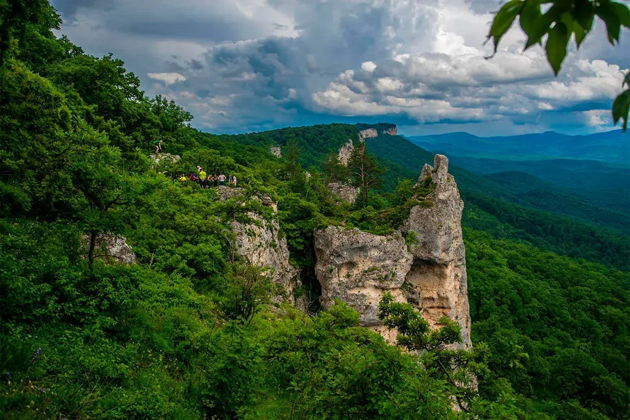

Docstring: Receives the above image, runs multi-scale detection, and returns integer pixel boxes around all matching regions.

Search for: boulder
[314,227,412,326]
[327,182,358,204]
[83,233,137,265]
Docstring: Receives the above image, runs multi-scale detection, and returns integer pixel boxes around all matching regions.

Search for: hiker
[152,139,163,154]
[178,174,187,183]
[231,175,238,186]
[189,172,199,183]
[199,168,208,189]
[218,173,227,186]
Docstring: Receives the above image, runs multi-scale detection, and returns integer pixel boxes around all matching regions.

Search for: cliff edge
[315,154,471,348]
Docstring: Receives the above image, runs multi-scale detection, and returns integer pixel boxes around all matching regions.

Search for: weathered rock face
[83,233,137,265]
[150,153,181,166]
[314,154,471,349]
[217,187,299,302]
[327,182,358,204]
[359,128,378,140]
[337,140,354,165]
[270,146,282,158]
[384,126,398,136]
[230,213,299,299]
[401,154,470,348]
[315,227,412,326]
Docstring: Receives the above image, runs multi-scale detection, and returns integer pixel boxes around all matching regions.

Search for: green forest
[1,2,628,419]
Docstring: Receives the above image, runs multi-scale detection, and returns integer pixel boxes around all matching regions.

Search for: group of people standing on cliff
[177,166,237,189]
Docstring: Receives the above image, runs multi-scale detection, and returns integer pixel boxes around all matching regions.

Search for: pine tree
[322,153,351,184]
[348,142,384,207]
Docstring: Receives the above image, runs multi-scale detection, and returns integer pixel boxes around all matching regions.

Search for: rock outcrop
[150,153,181,166]
[401,155,470,348]
[359,128,378,140]
[314,154,471,349]
[315,227,412,327]
[358,125,397,140]
[217,187,299,302]
[337,140,354,165]
[270,146,282,158]
[83,233,137,265]
[327,182,358,204]
[384,126,398,136]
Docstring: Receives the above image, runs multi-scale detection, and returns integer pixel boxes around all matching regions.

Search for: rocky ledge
[217,187,300,303]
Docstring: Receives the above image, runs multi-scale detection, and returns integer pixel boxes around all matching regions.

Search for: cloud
[147,72,186,85]
[312,53,625,126]
[51,0,630,135]
[583,109,611,127]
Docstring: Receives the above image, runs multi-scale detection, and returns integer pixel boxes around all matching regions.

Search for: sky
[50,0,629,136]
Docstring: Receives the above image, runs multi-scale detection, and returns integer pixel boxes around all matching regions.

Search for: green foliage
[379,294,478,410]
[612,72,629,131]
[322,152,351,183]
[466,229,630,418]
[348,141,385,208]
[2,2,628,418]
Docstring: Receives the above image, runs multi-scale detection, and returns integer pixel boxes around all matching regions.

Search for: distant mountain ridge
[409,130,630,164]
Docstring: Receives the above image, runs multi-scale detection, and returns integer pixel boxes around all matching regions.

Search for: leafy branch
[487,0,630,129]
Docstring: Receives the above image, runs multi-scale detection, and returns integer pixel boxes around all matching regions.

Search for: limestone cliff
[358,124,397,140]
[217,187,300,303]
[359,128,379,140]
[401,155,470,348]
[315,227,412,327]
[337,139,354,165]
[270,146,282,158]
[314,155,471,349]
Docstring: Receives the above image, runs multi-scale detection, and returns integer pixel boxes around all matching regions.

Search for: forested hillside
[411,130,630,164]
[1,2,628,419]
[365,135,630,269]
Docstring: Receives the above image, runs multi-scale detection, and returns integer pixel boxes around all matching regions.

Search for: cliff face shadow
[404,258,452,327]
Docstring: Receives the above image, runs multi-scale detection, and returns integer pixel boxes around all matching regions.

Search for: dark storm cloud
[122,19,254,42]
[52,0,116,21]
[50,0,629,135]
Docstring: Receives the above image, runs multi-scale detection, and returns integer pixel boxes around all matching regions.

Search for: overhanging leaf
[612,89,629,131]
[596,2,622,43]
[489,0,524,53]
[545,22,569,75]
[612,1,630,28]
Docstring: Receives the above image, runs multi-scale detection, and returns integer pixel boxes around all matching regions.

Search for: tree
[322,152,351,184]
[378,293,480,411]
[488,0,630,130]
[286,136,301,177]
[348,142,384,208]
[219,264,274,323]
[0,0,57,65]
